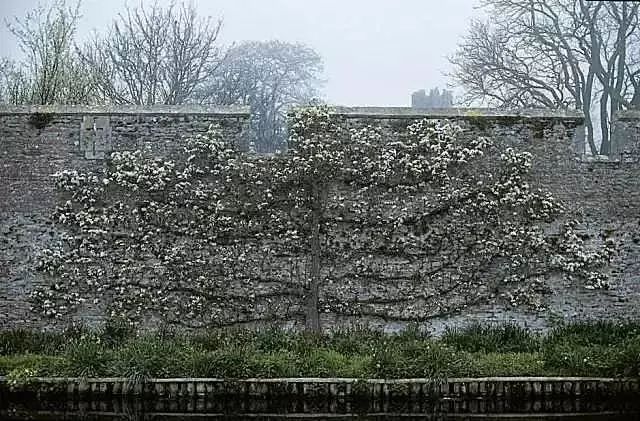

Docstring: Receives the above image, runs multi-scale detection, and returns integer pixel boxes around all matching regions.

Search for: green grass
[0,320,639,379]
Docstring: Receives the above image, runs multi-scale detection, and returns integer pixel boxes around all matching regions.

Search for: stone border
[0,105,250,116]
[2,377,638,399]
[327,107,585,121]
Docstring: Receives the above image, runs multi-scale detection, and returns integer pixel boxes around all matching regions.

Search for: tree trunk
[631,80,640,109]
[305,183,321,332]
[599,92,610,155]
[583,66,598,156]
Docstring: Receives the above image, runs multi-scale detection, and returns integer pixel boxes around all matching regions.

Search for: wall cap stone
[0,104,250,116]
[2,376,638,399]
[0,375,634,383]
[315,107,585,121]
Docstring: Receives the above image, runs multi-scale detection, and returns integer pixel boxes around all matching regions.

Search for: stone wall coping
[616,109,640,121]
[316,106,585,121]
[1,376,635,383]
[0,104,250,116]
[3,376,637,399]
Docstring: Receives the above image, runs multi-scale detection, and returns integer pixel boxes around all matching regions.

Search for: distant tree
[197,40,324,153]
[0,58,30,104]
[80,1,223,105]
[411,88,454,108]
[450,0,640,155]
[1,0,95,105]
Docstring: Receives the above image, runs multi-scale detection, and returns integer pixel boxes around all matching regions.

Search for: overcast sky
[0,0,482,106]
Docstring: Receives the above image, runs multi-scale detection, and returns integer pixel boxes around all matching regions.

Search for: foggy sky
[0,0,481,106]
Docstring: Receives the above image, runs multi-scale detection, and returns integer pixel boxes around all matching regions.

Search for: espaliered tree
[34,107,613,330]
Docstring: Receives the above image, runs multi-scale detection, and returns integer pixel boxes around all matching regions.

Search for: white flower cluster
[32,106,613,323]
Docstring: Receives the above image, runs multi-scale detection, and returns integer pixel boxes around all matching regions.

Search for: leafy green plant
[184,346,252,378]
[254,328,295,353]
[544,320,640,348]
[327,326,384,356]
[616,337,640,377]
[442,322,540,353]
[65,339,113,377]
[0,321,639,380]
[100,316,136,348]
[7,367,38,386]
[111,336,189,379]
[251,351,301,378]
[302,349,353,377]
[454,352,547,377]
[0,354,66,377]
[0,329,67,356]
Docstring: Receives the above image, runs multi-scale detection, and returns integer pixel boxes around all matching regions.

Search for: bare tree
[80,1,222,105]
[197,40,324,153]
[0,58,30,104]
[2,0,95,105]
[450,0,639,156]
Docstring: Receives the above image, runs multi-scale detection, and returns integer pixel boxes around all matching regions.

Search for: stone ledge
[321,107,585,121]
[2,376,638,399]
[0,105,250,116]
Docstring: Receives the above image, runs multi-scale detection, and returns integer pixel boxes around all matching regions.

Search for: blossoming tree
[33,106,613,330]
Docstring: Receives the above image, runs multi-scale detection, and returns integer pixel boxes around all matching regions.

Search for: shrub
[0,354,66,376]
[64,339,113,377]
[543,342,622,377]
[442,322,539,353]
[395,323,431,342]
[542,322,640,377]
[368,340,457,379]
[99,317,136,348]
[327,326,384,356]
[0,321,639,380]
[254,328,295,353]
[0,329,67,356]
[544,320,640,348]
[616,337,640,377]
[251,351,302,378]
[453,352,546,377]
[302,349,353,377]
[184,347,252,378]
[400,341,459,378]
[189,328,256,352]
[111,336,191,378]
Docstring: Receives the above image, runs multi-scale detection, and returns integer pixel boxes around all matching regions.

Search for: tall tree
[197,41,324,153]
[80,1,222,105]
[450,0,640,155]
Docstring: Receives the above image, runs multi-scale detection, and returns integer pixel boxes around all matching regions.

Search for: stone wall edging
[2,376,638,399]
[326,106,585,121]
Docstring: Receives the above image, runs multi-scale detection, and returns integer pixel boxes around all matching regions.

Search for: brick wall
[0,105,250,328]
